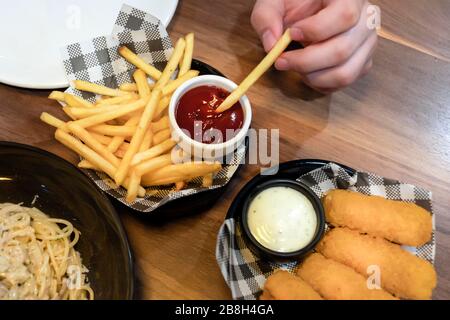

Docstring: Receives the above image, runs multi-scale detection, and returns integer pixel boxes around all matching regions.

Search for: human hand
[251,0,378,93]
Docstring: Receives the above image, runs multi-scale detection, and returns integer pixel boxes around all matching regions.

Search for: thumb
[251,0,285,52]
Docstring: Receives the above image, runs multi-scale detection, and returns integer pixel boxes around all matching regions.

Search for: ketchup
[175,86,244,144]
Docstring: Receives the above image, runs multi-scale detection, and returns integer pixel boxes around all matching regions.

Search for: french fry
[202,173,213,187]
[115,89,162,185]
[153,128,171,145]
[119,83,138,92]
[175,181,186,191]
[151,116,170,133]
[179,33,194,77]
[64,93,94,108]
[89,124,136,137]
[68,104,125,118]
[90,133,112,145]
[48,91,66,102]
[72,98,147,128]
[133,69,151,99]
[118,46,162,80]
[134,154,174,177]
[67,122,121,167]
[131,139,176,166]
[216,29,292,113]
[40,112,68,131]
[154,38,186,89]
[141,162,221,183]
[62,107,77,120]
[78,160,99,170]
[97,94,137,105]
[162,70,199,96]
[73,80,128,97]
[55,129,145,195]
[154,95,171,118]
[107,116,140,152]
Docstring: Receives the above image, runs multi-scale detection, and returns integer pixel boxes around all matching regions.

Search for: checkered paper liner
[58,4,246,212]
[216,163,436,300]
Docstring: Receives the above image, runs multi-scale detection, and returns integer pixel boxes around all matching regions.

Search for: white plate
[0,0,178,89]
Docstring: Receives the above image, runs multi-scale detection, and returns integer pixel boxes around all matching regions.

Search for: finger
[251,0,285,52]
[304,32,378,89]
[361,59,373,76]
[276,3,373,74]
[283,0,323,26]
[290,0,365,43]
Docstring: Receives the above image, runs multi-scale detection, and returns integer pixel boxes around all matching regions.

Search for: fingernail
[262,30,276,52]
[275,58,289,71]
[290,27,304,41]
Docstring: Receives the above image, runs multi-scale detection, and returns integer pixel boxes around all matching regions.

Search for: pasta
[0,203,94,300]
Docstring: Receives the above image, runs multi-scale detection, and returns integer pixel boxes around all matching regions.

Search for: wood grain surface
[0,0,449,299]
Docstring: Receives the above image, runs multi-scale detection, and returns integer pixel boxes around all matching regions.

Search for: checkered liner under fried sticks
[58,4,245,212]
[216,163,436,300]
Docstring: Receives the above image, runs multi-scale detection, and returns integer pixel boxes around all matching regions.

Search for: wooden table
[1,0,449,299]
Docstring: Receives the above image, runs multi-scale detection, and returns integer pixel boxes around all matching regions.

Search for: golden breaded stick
[118,46,162,80]
[64,93,94,108]
[154,38,186,90]
[153,128,171,145]
[73,98,147,128]
[48,91,66,102]
[179,33,194,77]
[216,29,291,113]
[261,270,323,300]
[316,228,437,300]
[67,122,121,167]
[151,115,169,133]
[298,253,397,300]
[162,70,199,96]
[73,80,128,97]
[131,139,176,166]
[323,189,432,246]
[89,124,136,137]
[54,129,144,196]
[133,69,151,99]
[40,112,68,131]
[115,89,162,185]
[97,94,137,105]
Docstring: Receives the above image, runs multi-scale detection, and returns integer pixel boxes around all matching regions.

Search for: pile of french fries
[41,33,222,203]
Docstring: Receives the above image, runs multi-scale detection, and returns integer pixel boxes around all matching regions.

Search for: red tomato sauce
[175,85,244,144]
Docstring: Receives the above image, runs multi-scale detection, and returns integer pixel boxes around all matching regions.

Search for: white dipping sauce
[247,186,317,253]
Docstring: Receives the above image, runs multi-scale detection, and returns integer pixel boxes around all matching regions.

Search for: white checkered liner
[216,163,436,300]
[58,4,245,212]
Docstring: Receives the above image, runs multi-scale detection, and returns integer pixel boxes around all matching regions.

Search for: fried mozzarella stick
[323,190,432,246]
[297,253,397,300]
[260,270,323,300]
[316,228,437,300]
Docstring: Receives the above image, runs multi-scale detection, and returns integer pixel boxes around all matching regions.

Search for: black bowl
[0,141,134,299]
[240,179,325,261]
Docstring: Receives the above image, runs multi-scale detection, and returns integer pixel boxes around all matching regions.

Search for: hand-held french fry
[215,28,292,113]
[115,89,162,185]
[133,69,151,99]
[162,70,199,96]
[179,33,194,77]
[154,38,186,90]
[118,46,162,80]
[73,80,128,97]
[132,139,176,166]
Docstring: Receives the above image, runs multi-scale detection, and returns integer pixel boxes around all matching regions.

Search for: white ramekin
[168,75,252,160]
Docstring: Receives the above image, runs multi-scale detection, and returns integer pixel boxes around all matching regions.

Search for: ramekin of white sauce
[241,180,325,260]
